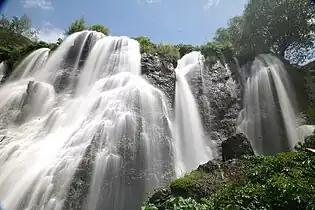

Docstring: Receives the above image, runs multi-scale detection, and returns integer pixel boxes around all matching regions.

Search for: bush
[295,132,315,151]
[89,24,110,35]
[165,197,210,210]
[154,43,180,61]
[169,171,201,197]
[134,36,155,54]
[176,44,200,58]
[200,42,233,66]
[143,135,315,210]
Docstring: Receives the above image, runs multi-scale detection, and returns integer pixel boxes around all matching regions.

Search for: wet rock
[221,133,254,161]
[0,60,14,84]
[186,62,241,143]
[141,53,176,106]
[53,71,70,93]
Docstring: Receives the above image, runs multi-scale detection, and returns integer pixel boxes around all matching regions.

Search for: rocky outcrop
[147,158,245,208]
[141,53,242,151]
[145,132,252,208]
[221,133,254,161]
[186,62,241,144]
[141,53,176,106]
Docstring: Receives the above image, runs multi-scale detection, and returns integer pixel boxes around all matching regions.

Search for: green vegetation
[154,44,180,61]
[214,0,315,65]
[65,17,110,36]
[0,14,38,41]
[133,36,232,66]
[143,134,315,209]
[0,14,61,81]
[89,24,110,36]
[65,18,87,35]
[0,15,35,62]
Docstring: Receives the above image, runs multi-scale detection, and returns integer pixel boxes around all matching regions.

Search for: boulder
[221,133,254,161]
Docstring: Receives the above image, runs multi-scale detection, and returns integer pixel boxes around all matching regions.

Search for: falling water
[0,62,5,82]
[237,54,300,155]
[8,48,50,81]
[297,125,315,143]
[173,51,212,176]
[0,31,212,210]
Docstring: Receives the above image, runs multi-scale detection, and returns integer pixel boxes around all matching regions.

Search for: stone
[221,133,254,161]
[185,62,241,143]
[141,53,176,106]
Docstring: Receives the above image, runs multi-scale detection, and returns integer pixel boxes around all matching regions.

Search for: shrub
[295,132,315,151]
[143,135,315,210]
[176,44,200,58]
[134,36,155,54]
[89,24,110,35]
[154,43,180,61]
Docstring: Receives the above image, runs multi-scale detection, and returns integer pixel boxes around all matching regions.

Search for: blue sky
[1,0,248,44]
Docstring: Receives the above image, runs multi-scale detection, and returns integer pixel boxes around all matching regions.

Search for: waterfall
[173,51,212,176]
[237,54,300,155]
[0,31,211,210]
[0,62,5,82]
[8,48,50,81]
[297,125,315,143]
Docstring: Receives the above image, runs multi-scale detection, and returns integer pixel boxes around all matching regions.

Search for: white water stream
[0,32,212,210]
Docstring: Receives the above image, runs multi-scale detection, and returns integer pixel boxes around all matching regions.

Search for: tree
[0,14,38,40]
[176,44,200,57]
[89,24,110,35]
[65,18,87,35]
[215,0,315,63]
[243,0,315,57]
[134,36,155,53]
[65,18,110,37]
[214,16,243,46]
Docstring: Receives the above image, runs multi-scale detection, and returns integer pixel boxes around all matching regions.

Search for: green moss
[170,178,197,193]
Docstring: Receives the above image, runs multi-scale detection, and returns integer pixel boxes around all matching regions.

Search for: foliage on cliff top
[134,36,232,67]
[0,30,31,51]
[143,134,315,210]
[215,0,315,65]
[65,17,110,36]
[0,14,38,41]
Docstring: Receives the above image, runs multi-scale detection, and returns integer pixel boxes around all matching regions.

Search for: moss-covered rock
[145,159,245,209]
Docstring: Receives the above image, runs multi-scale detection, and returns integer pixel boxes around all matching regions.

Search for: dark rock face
[186,62,241,145]
[203,64,240,142]
[221,133,254,161]
[141,53,242,154]
[141,53,176,106]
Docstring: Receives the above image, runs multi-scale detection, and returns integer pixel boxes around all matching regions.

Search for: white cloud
[37,21,64,43]
[138,0,161,4]
[21,0,53,10]
[203,0,220,10]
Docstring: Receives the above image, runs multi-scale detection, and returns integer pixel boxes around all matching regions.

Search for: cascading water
[237,54,300,155]
[8,48,50,81]
[0,62,5,82]
[0,31,211,210]
[297,125,315,143]
[173,51,212,176]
